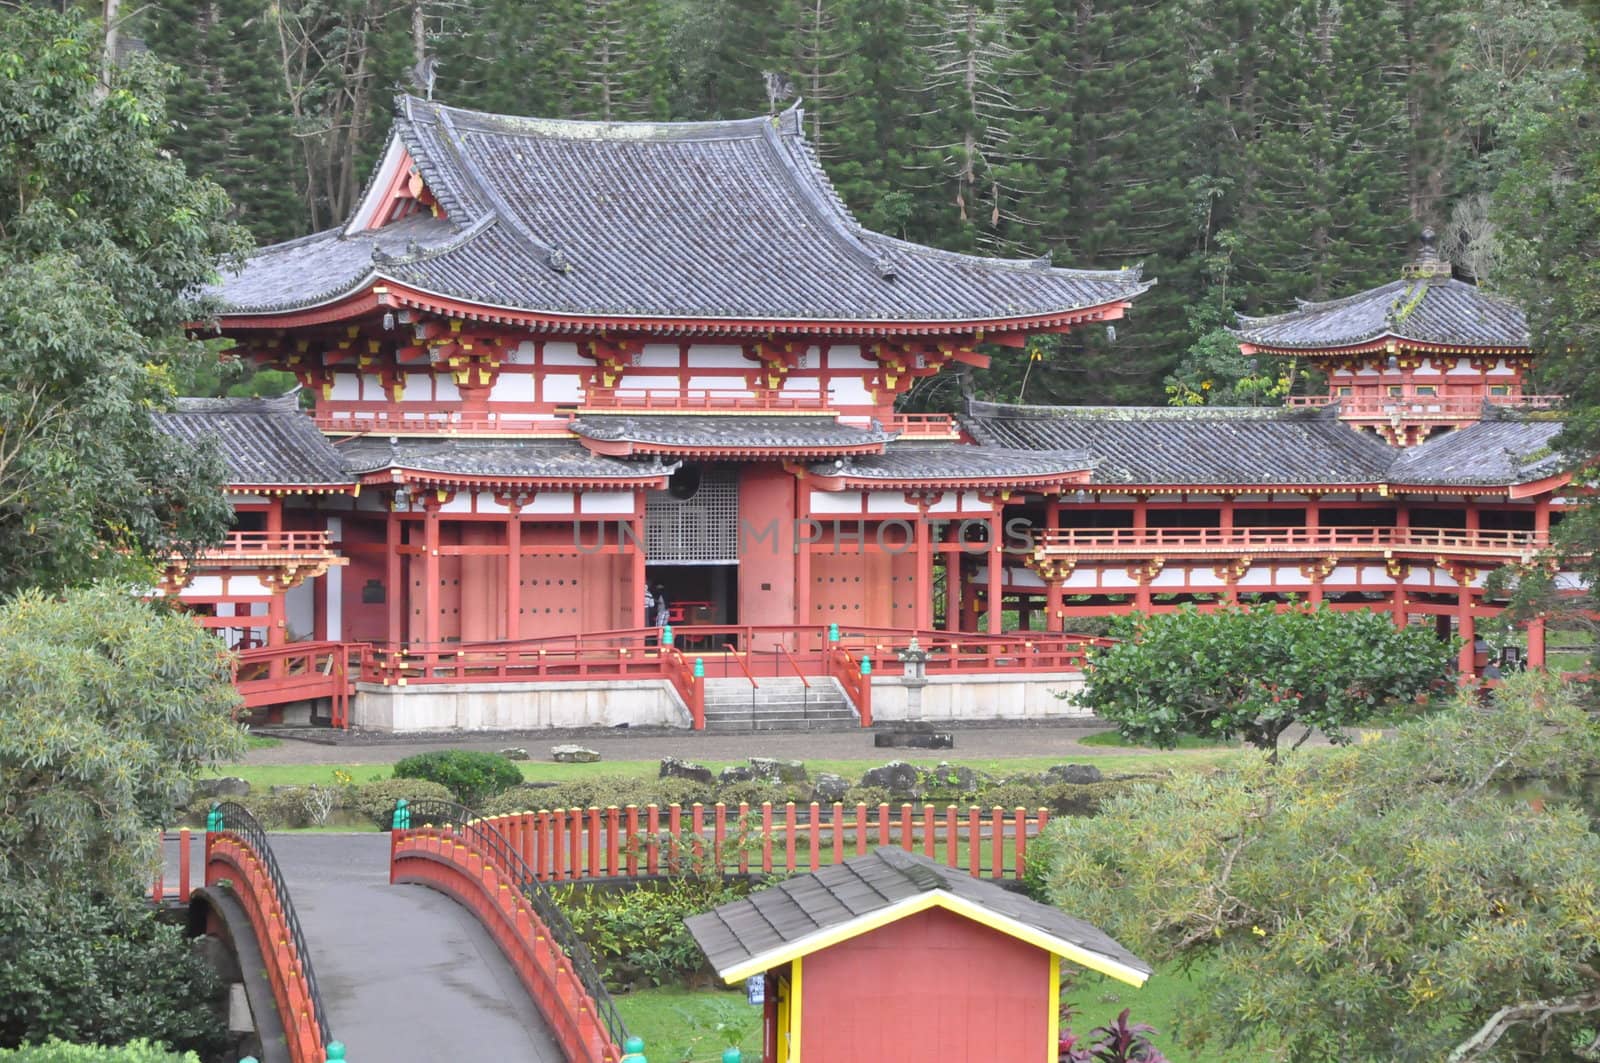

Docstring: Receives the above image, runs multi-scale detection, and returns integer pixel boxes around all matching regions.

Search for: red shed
[686,848,1151,1062]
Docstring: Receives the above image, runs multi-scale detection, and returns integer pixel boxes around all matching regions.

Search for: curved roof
[212,97,1151,332]
[1232,237,1527,353]
[154,394,352,488]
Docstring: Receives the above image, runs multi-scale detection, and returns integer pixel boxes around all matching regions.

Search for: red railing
[147,827,194,905]
[314,408,574,435]
[881,412,960,438]
[208,530,336,555]
[661,647,705,728]
[233,641,369,728]
[1033,525,1546,558]
[826,644,873,725]
[580,388,827,412]
[724,643,760,689]
[1286,393,1562,415]
[465,800,1049,883]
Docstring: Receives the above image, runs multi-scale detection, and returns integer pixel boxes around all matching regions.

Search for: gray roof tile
[338,437,676,481]
[1233,276,1527,351]
[153,394,351,486]
[814,442,1093,484]
[1388,418,1564,486]
[213,97,1151,327]
[570,414,894,452]
[685,848,1150,979]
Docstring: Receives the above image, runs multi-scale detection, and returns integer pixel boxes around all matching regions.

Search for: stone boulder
[922,762,983,797]
[551,745,601,763]
[811,772,850,805]
[1046,763,1104,785]
[749,757,808,783]
[659,756,715,784]
[859,761,921,799]
[873,730,953,750]
[194,777,251,799]
[719,765,756,784]
[498,747,531,761]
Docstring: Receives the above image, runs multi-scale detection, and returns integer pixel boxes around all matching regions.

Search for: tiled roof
[963,401,1396,486]
[815,442,1093,484]
[339,437,676,481]
[570,414,894,453]
[153,394,351,486]
[1388,418,1565,486]
[212,97,1151,327]
[1233,240,1527,351]
[685,848,1150,982]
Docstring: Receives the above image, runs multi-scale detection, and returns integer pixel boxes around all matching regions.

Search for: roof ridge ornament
[1402,226,1452,282]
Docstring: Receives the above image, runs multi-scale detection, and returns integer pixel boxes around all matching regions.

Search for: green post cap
[722,1049,742,1063]
[392,798,411,830]
[324,1041,346,1062]
[693,657,704,678]
[621,1035,647,1061]
[662,624,674,647]
[240,1058,258,1063]
[206,804,222,832]
[860,653,872,675]
[828,622,840,642]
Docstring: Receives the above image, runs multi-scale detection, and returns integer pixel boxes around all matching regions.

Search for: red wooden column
[793,474,812,631]
[266,498,284,535]
[913,500,932,633]
[631,512,648,629]
[505,507,523,641]
[1528,496,1552,668]
[1457,582,1476,679]
[385,503,403,645]
[422,497,442,647]
[986,512,1003,634]
[266,576,287,646]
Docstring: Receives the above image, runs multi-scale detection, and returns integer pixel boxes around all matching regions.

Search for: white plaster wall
[543,375,583,402]
[810,490,863,514]
[543,342,586,366]
[351,680,690,732]
[526,491,577,514]
[492,374,536,402]
[828,378,874,406]
[828,346,872,370]
[868,673,1091,721]
[686,345,749,369]
[637,345,681,368]
[326,518,343,640]
[581,492,634,514]
[286,579,315,641]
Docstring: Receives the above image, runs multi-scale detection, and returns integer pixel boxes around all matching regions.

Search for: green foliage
[0,883,224,1055]
[0,587,244,895]
[557,878,749,988]
[393,750,524,807]
[1045,676,1600,1061]
[1079,605,1452,756]
[345,778,454,828]
[0,1042,197,1063]
[0,7,246,595]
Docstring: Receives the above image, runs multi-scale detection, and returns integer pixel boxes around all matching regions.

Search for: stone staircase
[701,676,861,732]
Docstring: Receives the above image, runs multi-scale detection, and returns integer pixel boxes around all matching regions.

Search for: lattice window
[645,468,739,564]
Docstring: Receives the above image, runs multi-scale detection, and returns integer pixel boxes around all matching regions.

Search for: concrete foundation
[351,680,691,733]
[867,672,1089,722]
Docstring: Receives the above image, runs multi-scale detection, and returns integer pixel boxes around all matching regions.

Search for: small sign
[745,975,765,1006]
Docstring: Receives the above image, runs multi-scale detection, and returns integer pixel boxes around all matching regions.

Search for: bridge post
[620,1035,647,1062]
[325,1041,347,1062]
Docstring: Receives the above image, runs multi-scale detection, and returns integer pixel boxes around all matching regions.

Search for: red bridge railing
[233,641,369,727]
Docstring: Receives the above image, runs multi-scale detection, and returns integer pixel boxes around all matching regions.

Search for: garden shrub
[0,884,224,1055]
[841,785,894,809]
[346,779,454,828]
[0,1041,198,1063]
[392,750,523,807]
[557,878,748,989]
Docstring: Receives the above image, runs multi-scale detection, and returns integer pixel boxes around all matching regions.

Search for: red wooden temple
[159,99,1574,730]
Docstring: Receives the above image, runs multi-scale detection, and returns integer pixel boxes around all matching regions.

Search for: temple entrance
[644,464,740,642]
[646,563,738,637]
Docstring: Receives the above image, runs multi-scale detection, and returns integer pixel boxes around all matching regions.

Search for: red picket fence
[436,801,1051,884]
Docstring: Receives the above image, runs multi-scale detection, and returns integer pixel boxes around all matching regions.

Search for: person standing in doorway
[652,583,671,632]
[643,583,658,647]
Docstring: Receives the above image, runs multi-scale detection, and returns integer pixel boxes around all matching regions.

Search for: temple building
[161,97,1575,731]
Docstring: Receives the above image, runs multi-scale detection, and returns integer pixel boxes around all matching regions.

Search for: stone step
[703,694,849,707]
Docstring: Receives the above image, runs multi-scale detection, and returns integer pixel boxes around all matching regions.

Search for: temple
[162,98,1576,731]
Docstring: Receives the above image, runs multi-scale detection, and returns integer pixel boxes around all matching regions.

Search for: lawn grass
[207,749,1250,792]
[1078,730,1240,751]
[242,733,282,750]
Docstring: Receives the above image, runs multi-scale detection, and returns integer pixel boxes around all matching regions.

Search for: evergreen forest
[128,0,1581,405]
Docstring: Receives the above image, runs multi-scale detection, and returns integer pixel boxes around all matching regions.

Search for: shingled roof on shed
[153,394,352,489]
[685,848,1150,986]
[962,400,1397,487]
[1232,232,1527,353]
[211,97,1151,330]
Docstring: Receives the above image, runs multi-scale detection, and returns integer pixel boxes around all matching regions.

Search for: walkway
[168,833,566,1062]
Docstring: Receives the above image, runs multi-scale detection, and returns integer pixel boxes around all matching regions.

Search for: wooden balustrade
[1033,525,1546,558]
[315,409,574,435]
[1285,393,1561,415]
[581,388,827,411]
[463,801,1049,883]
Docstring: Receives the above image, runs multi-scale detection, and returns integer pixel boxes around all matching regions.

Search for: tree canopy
[0,7,246,596]
[0,587,243,896]
[1078,605,1453,756]
[1045,676,1600,1062]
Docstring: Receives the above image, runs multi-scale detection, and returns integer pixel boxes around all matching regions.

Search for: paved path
[244,721,1123,766]
[169,833,565,1062]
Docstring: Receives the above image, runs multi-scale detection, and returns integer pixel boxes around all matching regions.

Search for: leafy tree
[0,587,244,896]
[1078,604,1452,757]
[1044,676,1600,1062]
[0,885,225,1056]
[0,1043,197,1063]
[0,7,245,596]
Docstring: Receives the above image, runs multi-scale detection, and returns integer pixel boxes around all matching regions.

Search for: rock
[1046,763,1104,785]
[923,762,982,796]
[269,785,304,795]
[659,756,715,784]
[719,765,756,784]
[860,761,922,799]
[749,757,808,783]
[551,745,601,763]
[194,777,251,799]
[498,747,530,761]
[811,772,850,805]
[874,730,953,750]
